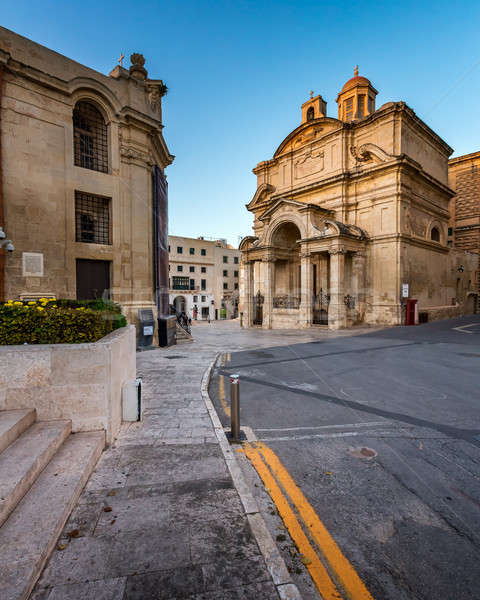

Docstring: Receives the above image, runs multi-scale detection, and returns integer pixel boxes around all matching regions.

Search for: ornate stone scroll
[350,143,396,163]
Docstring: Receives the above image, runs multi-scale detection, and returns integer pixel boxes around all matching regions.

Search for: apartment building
[168,236,241,320]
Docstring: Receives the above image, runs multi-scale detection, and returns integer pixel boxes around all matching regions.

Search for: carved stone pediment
[274,118,342,157]
[246,183,275,210]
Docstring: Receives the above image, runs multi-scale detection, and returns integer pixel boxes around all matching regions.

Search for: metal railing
[175,312,191,334]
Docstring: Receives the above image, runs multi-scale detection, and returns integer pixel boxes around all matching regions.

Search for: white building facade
[168,236,241,320]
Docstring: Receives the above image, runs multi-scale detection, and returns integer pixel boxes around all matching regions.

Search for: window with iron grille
[201,249,206,256]
[201,279,206,290]
[189,248,195,255]
[201,266,206,273]
[189,266,195,272]
[75,191,111,244]
[73,101,108,173]
[177,265,183,272]
[234,270,238,277]
[234,256,239,264]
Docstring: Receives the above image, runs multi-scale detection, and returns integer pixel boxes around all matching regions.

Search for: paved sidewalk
[31,321,376,600]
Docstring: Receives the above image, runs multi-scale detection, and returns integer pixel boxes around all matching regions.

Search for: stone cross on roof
[118,53,125,67]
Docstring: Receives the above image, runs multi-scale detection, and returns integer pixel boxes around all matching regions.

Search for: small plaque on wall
[23,252,44,277]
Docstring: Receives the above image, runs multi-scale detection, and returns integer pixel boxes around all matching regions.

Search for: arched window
[73,101,108,172]
[306,106,315,121]
[431,227,440,242]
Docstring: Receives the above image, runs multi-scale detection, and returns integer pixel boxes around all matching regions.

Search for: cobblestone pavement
[31,321,378,600]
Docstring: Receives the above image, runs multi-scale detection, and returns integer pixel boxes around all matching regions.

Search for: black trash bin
[138,309,155,349]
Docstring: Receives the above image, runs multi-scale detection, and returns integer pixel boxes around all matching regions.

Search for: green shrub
[55,298,123,313]
[0,299,127,345]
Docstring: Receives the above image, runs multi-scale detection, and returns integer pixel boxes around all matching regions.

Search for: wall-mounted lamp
[0,227,14,252]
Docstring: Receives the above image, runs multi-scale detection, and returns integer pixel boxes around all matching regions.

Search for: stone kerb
[0,325,136,445]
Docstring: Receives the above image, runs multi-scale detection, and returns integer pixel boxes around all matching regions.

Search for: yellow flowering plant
[0,297,126,345]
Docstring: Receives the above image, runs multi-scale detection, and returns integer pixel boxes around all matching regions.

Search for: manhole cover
[349,446,378,459]
[250,351,274,359]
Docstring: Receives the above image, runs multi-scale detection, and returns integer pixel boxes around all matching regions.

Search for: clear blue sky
[2,1,480,246]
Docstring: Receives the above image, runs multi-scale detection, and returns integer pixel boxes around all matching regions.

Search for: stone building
[448,151,480,292]
[168,235,240,320]
[0,27,173,327]
[240,69,477,329]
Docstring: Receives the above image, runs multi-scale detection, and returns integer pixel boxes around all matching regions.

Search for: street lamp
[0,227,14,252]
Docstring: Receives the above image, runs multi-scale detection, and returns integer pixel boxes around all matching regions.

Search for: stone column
[351,251,366,324]
[299,252,313,328]
[242,261,253,328]
[328,248,347,329]
[262,258,275,329]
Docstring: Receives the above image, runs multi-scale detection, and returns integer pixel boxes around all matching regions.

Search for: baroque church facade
[240,69,477,329]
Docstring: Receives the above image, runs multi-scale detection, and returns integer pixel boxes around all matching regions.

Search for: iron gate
[313,288,329,325]
[252,291,264,325]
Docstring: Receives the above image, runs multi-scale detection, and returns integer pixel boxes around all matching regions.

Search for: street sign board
[402,283,409,298]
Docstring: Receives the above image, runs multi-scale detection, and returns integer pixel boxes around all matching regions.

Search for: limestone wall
[0,325,136,444]
[0,27,173,333]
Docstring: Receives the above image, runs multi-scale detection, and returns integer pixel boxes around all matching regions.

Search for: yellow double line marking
[218,353,231,417]
[243,442,374,600]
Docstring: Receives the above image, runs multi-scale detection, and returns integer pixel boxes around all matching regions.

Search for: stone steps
[176,322,194,344]
[0,419,71,528]
[0,409,36,454]
[0,409,105,600]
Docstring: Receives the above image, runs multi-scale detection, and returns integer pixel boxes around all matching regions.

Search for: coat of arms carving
[294,147,325,179]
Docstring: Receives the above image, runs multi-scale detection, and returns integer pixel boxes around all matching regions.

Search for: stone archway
[271,222,302,309]
[173,295,186,313]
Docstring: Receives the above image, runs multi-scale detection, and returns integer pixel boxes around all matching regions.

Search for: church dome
[341,75,372,92]
[336,67,378,122]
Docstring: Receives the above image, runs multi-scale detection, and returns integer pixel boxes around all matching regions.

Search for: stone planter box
[0,325,136,444]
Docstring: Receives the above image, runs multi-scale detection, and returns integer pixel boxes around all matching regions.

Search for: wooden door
[76,259,111,300]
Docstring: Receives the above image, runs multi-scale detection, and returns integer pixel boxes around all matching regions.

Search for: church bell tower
[336,66,378,122]
[301,91,327,124]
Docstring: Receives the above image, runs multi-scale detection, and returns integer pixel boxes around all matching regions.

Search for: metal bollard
[230,373,240,441]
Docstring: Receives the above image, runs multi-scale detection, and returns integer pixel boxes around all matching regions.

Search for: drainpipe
[0,64,4,301]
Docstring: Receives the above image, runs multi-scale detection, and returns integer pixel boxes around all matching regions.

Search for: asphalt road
[210,316,480,600]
